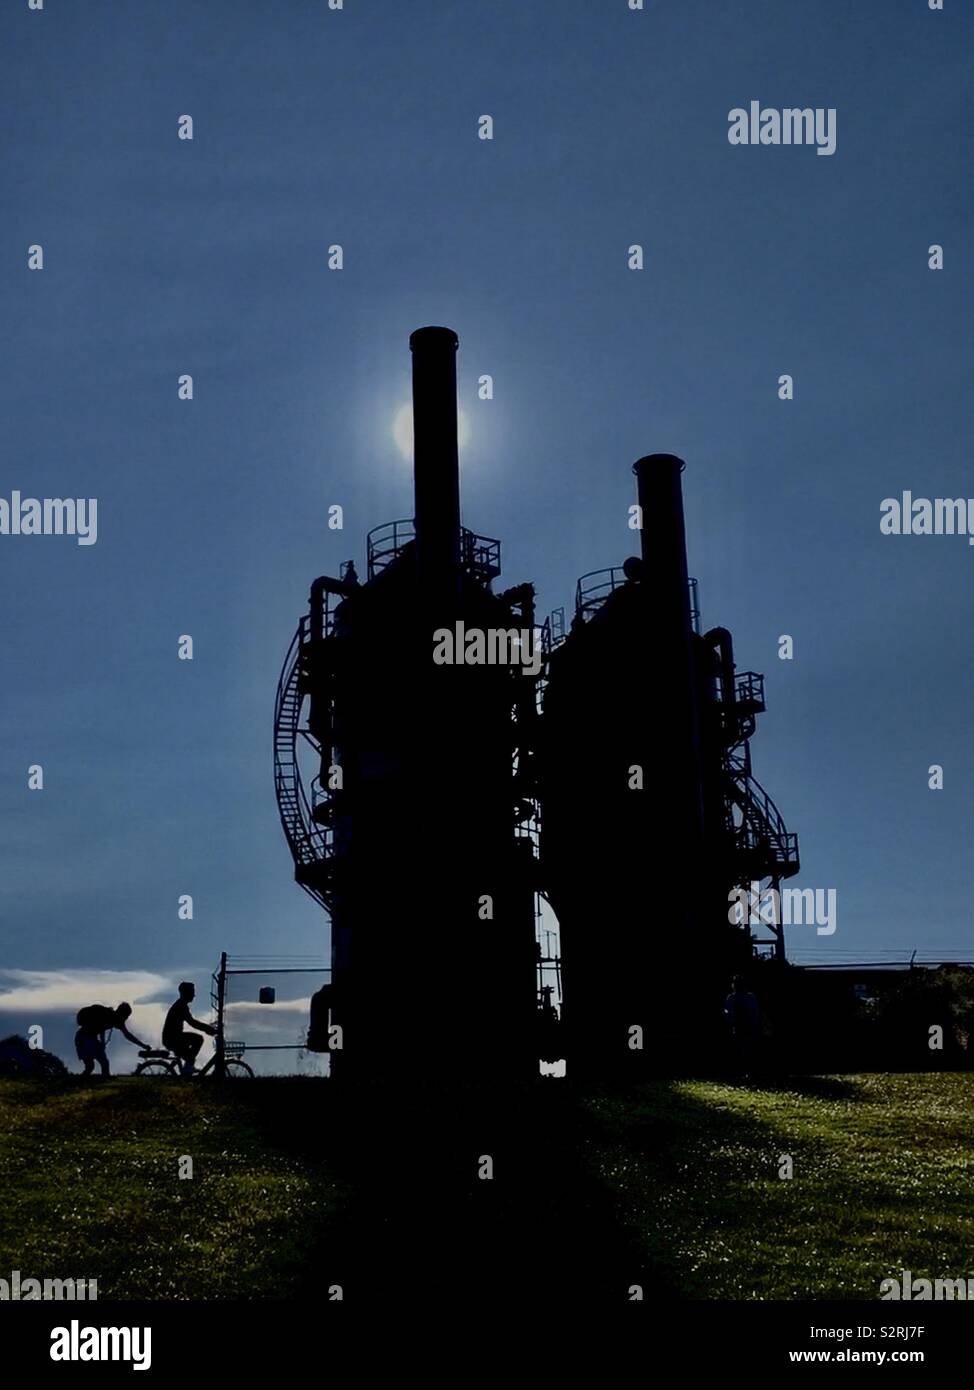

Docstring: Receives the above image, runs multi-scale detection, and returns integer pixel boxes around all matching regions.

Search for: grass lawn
[1,1073,970,1300]
[585,1074,974,1299]
[0,1078,348,1299]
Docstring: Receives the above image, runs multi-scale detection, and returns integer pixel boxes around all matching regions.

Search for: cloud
[0,969,172,1013]
[226,997,312,1017]
[224,998,312,1040]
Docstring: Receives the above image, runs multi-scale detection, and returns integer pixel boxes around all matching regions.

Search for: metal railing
[460,528,501,580]
[575,567,628,619]
[733,671,766,711]
[575,568,702,627]
[366,518,501,583]
[726,753,800,878]
[367,519,415,579]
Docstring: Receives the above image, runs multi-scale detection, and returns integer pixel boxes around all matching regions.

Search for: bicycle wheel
[135,1060,176,1077]
[223,1059,254,1079]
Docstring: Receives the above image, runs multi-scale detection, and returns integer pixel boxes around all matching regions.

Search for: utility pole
[215,951,228,1079]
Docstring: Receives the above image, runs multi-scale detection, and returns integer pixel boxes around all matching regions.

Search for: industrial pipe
[704,626,737,714]
[632,453,705,845]
[632,454,693,641]
[410,326,461,585]
[309,574,356,643]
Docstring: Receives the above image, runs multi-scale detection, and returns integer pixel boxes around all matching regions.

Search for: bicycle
[134,1039,254,1079]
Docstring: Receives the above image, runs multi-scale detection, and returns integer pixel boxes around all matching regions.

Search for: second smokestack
[633,453,693,640]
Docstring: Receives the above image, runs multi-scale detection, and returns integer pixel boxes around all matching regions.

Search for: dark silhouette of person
[74,1002,149,1077]
[163,982,216,1075]
[723,975,760,1076]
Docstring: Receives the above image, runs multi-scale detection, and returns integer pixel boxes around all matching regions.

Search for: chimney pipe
[633,453,704,846]
[632,454,692,641]
[410,326,461,585]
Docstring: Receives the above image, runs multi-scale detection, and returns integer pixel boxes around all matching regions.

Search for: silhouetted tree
[0,1034,68,1078]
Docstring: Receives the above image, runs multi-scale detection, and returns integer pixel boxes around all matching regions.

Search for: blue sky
[2,0,972,1067]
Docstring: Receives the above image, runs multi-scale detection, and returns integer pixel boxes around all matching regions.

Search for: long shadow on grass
[224,1078,667,1306]
[183,1074,879,1304]
[748,1074,864,1102]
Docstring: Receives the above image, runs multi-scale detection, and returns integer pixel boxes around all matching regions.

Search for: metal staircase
[710,651,800,959]
[273,616,334,911]
[726,750,800,882]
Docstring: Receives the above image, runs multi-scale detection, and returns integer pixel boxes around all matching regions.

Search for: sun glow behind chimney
[393,402,471,463]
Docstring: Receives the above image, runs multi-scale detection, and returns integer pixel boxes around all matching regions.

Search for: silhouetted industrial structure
[540,455,799,1076]
[274,327,799,1082]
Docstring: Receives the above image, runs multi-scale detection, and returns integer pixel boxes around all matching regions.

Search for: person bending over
[75,1002,149,1077]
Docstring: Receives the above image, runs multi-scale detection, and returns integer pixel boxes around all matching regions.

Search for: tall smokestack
[633,452,704,844]
[410,326,461,586]
[632,453,692,641]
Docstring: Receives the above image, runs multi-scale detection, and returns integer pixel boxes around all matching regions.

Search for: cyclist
[162,982,216,1076]
[75,1002,150,1077]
